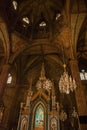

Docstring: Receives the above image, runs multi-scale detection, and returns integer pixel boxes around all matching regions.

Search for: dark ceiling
[5,0,65,40]
[0,0,87,85]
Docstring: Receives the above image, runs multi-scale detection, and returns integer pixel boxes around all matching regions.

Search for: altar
[17,84,60,130]
[17,63,60,130]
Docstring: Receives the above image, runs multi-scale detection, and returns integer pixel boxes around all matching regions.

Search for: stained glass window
[35,105,44,127]
[80,69,87,80]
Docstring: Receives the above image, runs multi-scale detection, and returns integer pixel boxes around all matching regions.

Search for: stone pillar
[0,64,11,130]
[0,64,11,99]
[69,59,87,116]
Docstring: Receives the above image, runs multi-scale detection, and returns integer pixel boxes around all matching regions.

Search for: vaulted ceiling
[0,0,87,86]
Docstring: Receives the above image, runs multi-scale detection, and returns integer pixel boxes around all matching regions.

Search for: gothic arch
[31,101,46,130]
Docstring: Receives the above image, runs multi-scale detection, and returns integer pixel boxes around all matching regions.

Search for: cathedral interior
[0,0,87,130]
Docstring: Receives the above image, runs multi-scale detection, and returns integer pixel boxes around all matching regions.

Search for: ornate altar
[17,63,60,130]
[17,86,60,130]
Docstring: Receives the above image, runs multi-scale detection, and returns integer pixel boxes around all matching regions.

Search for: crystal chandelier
[59,64,77,94]
[36,63,53,90]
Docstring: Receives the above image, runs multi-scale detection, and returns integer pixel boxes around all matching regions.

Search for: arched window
[12,1,18,10]
[80,69,87,80]
[35,105,44,127]
[7,73,12,84]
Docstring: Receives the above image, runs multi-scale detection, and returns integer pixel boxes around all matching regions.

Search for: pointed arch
[31,101,46,130]
[35,104,44,127]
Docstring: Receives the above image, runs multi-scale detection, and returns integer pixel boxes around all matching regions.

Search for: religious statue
[51,118,57,130]
[51,123,56,130]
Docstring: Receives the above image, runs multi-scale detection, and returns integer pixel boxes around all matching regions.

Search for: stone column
[0,64,11,99]
[69,59,87,116]
[0,64,11,129]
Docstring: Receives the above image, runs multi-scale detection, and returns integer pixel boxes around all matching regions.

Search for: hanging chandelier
[36,63,53,90]
[59,64,77,94]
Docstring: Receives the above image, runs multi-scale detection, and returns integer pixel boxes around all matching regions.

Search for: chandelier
[36,63,53,90]
[59,64,77,94]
